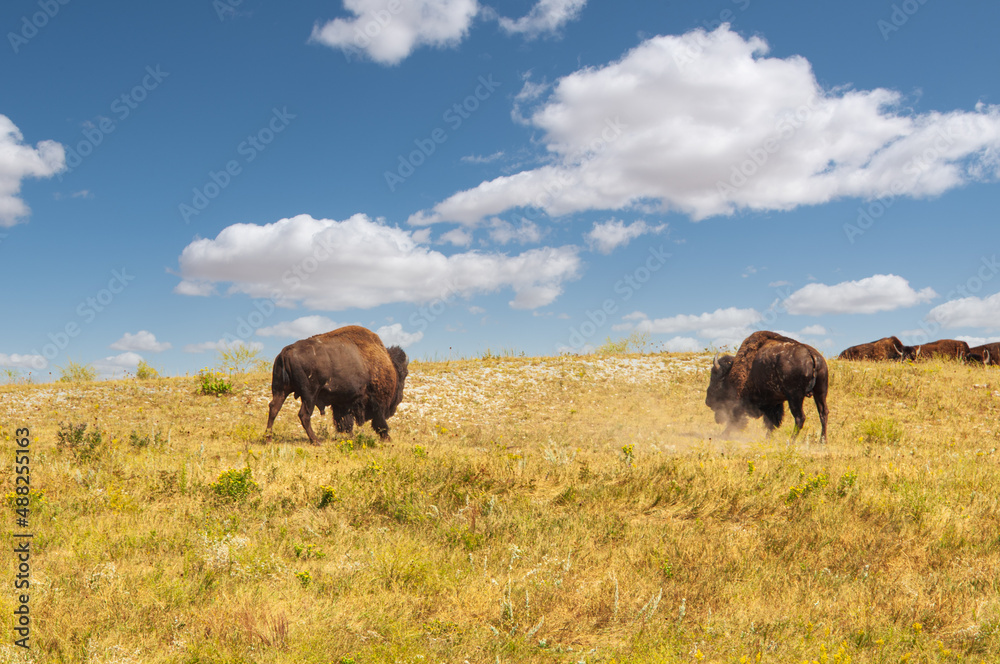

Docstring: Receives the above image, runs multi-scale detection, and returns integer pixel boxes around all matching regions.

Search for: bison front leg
[333,410,355,435]
[265,391,288,443]
[761,404,784,436]
[371,408,391,441]
[297,398,322,445]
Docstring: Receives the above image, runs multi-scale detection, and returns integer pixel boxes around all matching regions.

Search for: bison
[838,336,916,361]
[264,325,409,445]
[914,339,970,361]
[706,331,829,443]
[967,342,998,366]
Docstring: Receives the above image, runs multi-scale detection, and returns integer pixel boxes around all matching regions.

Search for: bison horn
[986,349,991,365]
[712,353,721,370]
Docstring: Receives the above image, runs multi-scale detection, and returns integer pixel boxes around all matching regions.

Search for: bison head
[387,345,409,415]
[705,354,740,425]
[899,345,917,361]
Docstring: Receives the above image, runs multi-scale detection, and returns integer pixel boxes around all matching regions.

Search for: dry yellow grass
[1,353,999,663]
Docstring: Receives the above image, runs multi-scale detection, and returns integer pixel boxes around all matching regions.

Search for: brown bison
[838,336,916,361]
[264,325,408,445]
[914,339,970,361]
[706,331,829,442]
[967,342,998,366]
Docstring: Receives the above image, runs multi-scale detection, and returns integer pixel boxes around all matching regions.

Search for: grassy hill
[1,353,998,663]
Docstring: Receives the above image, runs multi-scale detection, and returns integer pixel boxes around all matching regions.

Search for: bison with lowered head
[706,331,829,443]
[914,339,970,361]
[968,342,998,366]
[838,336,915,361]
[265,325,408,445]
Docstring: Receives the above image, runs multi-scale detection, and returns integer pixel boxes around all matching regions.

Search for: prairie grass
[1,355,999,663]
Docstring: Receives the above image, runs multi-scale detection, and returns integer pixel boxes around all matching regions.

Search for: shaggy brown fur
[915,339,970,361]
[707,331,829,442]
[839,336,914,361]
[265,325,409,445]
[968,343,999,366]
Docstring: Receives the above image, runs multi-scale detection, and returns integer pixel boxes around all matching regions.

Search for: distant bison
[265,326,408,445]
[967,343,999,366]
[838,336,916,361]
[914,339,970,361]
[706,331,829,443]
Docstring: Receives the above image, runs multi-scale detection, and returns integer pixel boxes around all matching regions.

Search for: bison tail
[804,353,818,398]
[271,351,290,393]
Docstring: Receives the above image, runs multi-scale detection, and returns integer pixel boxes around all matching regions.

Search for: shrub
[135,360,160,380]
[317,485,339,509]
[58,360,98,382]
[210,467,260,502]
[128,430,166,449]
[56,421,104,462]
[216,344,263,375]
[198,369,232,396]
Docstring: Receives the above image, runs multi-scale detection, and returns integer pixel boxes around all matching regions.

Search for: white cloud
[661,336,702,352]
[0,115,66,227]
[440,228,473,246]
[0,353,45,370]
[375,323,423,348]
[585,218,665,254]
[92,352,143,379]
[183,339,264,354]
[175,214,582,311]
[783,274,936,315]
[462,151,505,164]
[257,315,341,338]
[956,335,1000,346]
[634,307,762,339]
[768,280,791,288]
[927,291,1000,330]
[110,330,172,352]
[488,218,544,245]
[410,25,1000,226]
[310,0,479,65]
[799,324,827,335]
[498,0,586,38]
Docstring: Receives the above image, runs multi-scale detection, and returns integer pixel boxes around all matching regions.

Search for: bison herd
[263,325,993,446]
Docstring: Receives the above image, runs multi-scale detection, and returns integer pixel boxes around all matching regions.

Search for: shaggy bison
[838,336,916,361]
[914,339,971,361]
[706,331,829,443]
[967,343,998,366]
[265,325,408,445]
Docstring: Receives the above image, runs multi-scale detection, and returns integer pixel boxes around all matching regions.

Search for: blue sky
[2,0,1000,380]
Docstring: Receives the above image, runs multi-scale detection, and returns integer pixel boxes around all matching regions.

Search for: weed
[209,467,260,502]
[198,369,233,396]
[856,417,903,445]
[56,421,103,462]
[57,359,97,382]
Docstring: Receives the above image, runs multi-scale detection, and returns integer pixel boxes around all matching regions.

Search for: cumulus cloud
[498,0,586,38]
[631,307,763,340]
[585,218,665,254]
[956,335,1000,347]
[488,218,544,245]
[257,315,341,338]
[0,353,45,370]
[183,339,264,354]
[175,214,581,311]
[310,0,479,65]
[927,291,1000,330]
[783,274,937,315]
[409,25,1000,226]
[92,352,143,379]
[440,228,473,246]
[376,323,423,348]
[110,330,172,352]
[661,336,702,352]
[0,115,66,227]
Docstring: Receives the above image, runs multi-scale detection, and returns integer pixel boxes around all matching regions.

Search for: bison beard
[705,331,829,443]
[264,326,408,445]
